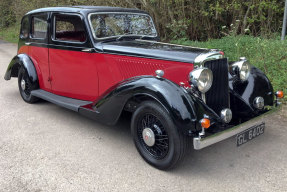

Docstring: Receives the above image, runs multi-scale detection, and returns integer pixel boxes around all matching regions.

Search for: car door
[29,12,51,91]
[49,13,99,101]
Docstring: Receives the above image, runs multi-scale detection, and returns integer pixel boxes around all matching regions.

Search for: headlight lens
[189,68,213,93]
[231,59,251,81]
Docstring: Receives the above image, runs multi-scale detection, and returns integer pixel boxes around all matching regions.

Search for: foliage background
[0,0,286,98]
[0,0,285,41]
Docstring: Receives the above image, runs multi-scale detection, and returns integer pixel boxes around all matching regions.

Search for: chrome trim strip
[193,105,282,150]
[194,52,223,66]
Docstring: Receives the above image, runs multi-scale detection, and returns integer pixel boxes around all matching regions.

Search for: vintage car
[4,6,283,170]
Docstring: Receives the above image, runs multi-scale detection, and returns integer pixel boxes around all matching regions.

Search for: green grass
[0,24,20,43]
[172,36,287,101]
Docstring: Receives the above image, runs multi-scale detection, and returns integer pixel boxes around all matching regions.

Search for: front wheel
[131,101,188,170]
[18,67,39,103]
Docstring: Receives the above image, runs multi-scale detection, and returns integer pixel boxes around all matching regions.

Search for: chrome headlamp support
[189,67,213,93]
[231,57,251,81]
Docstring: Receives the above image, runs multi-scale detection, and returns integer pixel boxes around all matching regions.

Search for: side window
[20,16,29,39]
[54,14,86,43]
[31,14,48,39]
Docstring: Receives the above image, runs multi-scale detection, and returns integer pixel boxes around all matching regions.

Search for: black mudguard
[4,54,38,85]
[229,66,274,118]
[79,76,220,135]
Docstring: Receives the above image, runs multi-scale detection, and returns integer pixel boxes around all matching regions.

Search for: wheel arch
[229,66,274,118]
[123,92,169,114]
[81,76,198,135]
[4,54,38,86]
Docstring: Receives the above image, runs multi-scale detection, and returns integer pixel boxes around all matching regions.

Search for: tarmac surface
[0,40,287,192]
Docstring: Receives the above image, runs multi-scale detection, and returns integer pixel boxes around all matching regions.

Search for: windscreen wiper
[116,33,133,41]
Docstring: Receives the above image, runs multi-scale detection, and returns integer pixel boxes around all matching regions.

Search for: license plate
[236,122,265,147]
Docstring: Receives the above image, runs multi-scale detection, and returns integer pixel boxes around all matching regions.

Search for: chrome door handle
[81,48,94,53]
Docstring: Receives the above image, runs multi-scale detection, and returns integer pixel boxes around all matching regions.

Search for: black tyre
[18,67,39,103]
[131,101,188,170]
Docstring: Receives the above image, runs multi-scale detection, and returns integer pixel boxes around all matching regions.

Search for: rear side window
[20,16,29,39]
[54,14,86,43]
[31,14,48,39]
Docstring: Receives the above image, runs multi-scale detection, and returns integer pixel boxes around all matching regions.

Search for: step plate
[31,90,92,112]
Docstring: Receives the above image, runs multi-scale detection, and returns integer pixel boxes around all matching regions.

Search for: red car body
[19,45,194,101]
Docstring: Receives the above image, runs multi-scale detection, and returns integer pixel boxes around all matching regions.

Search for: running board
[31,89,92,112]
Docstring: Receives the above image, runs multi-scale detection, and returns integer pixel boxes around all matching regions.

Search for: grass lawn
[172,36,287,100]
[0,24,20,43]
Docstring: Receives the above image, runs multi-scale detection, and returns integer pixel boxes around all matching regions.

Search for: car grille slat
[204,58,229,115]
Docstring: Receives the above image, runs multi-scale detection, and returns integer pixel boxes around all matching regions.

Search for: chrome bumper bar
[193,105,282,150]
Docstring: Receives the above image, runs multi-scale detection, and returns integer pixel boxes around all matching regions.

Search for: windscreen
[89,13,157,39]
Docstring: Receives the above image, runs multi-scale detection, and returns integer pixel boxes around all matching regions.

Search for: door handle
[25,42,31,46]
[81,48,94,53]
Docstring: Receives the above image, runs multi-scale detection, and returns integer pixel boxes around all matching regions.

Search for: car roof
[26,6,148,15]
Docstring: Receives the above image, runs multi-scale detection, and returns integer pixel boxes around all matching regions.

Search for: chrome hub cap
[142,128,155,147]
[21,79,26,90]
[138,114,169,159]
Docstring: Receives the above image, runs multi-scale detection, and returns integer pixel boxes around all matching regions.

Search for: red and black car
[4,6,283,169]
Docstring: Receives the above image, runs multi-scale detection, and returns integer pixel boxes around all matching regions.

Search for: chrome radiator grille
[204,58,229,114]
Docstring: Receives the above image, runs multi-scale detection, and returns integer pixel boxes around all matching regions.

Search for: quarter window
[31,14,48,39]
[54,14,86,42]
[20,16,29,39]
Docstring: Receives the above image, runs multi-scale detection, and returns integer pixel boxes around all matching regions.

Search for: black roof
[26,6,148,15]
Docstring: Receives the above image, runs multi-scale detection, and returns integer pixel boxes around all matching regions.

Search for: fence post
[281,0,287,40]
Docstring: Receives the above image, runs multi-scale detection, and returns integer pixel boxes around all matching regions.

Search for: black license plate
[236,122,265,147]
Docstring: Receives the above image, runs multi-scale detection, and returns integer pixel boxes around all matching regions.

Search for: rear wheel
[131,101,187,170]
[18,67,39,103]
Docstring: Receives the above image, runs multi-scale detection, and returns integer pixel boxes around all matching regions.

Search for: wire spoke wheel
[137,113,169,159]
[21,74,32,97]
[18,67,39,103]
[131,101,188,170]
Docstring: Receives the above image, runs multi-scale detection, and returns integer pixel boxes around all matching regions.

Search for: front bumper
[193,105,282,150]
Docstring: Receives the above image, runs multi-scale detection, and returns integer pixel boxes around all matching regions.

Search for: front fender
[80,76,212,135]
[4,54,38,85]
[229,66,274,118]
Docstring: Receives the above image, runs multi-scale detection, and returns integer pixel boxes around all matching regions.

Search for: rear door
[49,13,99,101]
[29,12,51,91]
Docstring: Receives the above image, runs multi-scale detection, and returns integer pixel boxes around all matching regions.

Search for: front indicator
[275,91,284,99]
[199,117,211,138]
[200,118,210,129]
[275,91,284,106]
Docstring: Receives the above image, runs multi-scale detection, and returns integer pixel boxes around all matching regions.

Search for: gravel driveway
[0,40,287,192]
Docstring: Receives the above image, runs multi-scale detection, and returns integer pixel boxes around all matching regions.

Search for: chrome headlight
[189,67,213,93]
[231,57,251,81]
